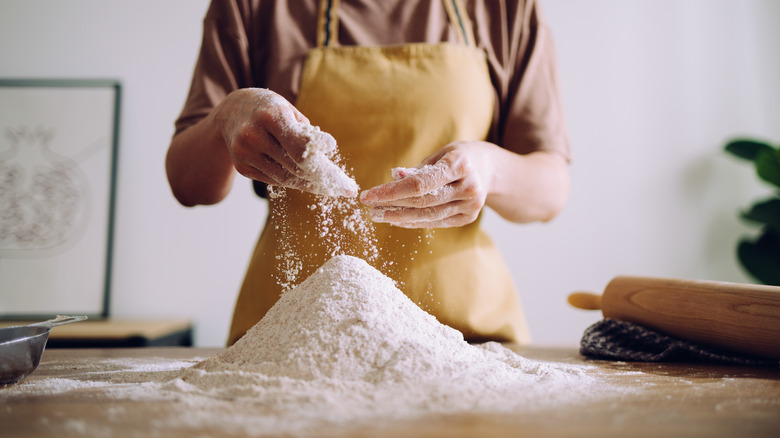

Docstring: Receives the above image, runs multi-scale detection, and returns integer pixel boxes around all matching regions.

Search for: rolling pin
[568,276,780,360]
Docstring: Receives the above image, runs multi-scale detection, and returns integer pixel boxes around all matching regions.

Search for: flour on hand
[294,122,359,198]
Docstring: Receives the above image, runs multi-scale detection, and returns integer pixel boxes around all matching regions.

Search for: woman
[166,0,571,345]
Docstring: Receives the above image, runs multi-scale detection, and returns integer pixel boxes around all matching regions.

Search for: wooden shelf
[0,318,193,347]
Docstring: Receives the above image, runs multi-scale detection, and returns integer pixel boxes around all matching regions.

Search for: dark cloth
[580,318,778,367]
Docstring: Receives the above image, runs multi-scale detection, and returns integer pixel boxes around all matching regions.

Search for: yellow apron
[228,0,530,345]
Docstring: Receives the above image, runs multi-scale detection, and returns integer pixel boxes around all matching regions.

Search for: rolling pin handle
[567,292,603,311]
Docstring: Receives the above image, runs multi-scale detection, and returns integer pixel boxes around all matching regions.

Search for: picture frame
[0,78,121,320]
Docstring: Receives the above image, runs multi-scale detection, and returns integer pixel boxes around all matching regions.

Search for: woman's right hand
[213,88,316,192]
[215,88,357,198]
[167,88,356,206]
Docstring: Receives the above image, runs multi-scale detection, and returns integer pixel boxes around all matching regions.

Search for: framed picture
[0,79,121,320]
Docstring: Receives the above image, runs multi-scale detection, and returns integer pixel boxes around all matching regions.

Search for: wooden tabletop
[2,346,778,438]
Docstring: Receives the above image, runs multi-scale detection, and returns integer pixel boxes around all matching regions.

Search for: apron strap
[316,0,341,48]
[443,0,476,47]
[316,0,476,48]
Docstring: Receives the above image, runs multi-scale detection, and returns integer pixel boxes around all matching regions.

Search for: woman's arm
[483,145,570,223]
[166,109,237,207]
[359,141,570,228]
[165,88,325,207]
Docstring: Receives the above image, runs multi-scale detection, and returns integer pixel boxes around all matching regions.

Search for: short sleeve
[477,0,571,161]
[173,0,254,136]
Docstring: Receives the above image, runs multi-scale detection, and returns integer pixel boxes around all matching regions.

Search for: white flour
[294,122,358,198]
[163,256,597,431]
[268,122,379,290]
[1,255,647,437]
[269,186,380,291]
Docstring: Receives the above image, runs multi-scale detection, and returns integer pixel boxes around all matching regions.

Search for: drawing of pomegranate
[0,126,90,258]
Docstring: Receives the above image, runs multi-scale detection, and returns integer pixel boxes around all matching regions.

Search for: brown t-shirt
[175,0,570,160]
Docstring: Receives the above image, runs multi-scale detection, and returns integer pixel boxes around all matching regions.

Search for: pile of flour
[163,255,594,432]
[1,256,619,437]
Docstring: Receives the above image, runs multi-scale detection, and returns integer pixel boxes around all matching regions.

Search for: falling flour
[268,121,379,290]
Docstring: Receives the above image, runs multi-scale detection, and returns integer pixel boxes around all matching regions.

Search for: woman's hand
[359,141,570,228]
[359,142,494,228]
[213,88,356,197]
[166,88,356,206]
[213,88,316,192]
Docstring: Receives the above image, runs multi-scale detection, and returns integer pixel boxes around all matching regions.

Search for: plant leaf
[755,147,780,188]
[737,231,780,286]
[725,139,773,161]
[741,198,780,230]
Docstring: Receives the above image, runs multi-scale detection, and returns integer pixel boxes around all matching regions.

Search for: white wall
[1,1,778,347]
[505,0,780,344]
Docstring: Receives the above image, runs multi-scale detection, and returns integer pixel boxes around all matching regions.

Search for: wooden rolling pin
[568,276,780,360]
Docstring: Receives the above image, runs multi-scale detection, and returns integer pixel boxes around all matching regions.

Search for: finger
[368,201,464,225]
[289,104,310,125]
[254,95,311,164]
[231,125,303,179]
[370,206,473,229]
[364,184,458,208]
[390,166,418,181]
[256,128,302,173]
[235,153,309,191]
[361,162,454,204]
[391,215,471,229]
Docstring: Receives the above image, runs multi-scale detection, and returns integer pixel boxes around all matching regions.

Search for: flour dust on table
[1,255,638,437]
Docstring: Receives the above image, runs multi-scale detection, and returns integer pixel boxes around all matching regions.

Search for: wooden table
[2,346,778,437]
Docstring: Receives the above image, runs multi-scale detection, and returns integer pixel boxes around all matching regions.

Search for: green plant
[724,138,780,285]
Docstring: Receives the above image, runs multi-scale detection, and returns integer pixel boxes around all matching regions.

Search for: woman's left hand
[359,141,493,228]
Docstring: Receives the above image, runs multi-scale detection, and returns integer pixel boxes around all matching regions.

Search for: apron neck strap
[442,0,475,47]
[316,0,476,48]
[316,0,341,48]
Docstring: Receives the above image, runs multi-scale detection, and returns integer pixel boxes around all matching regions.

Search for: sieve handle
[28,315,88,329]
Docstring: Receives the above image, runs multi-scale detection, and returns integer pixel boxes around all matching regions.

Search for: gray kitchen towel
[580,319,778,367]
